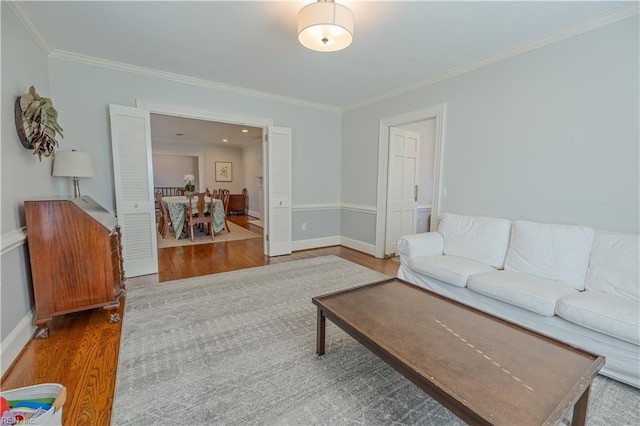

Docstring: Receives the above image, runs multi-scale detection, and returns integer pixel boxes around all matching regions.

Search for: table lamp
[52,150,95,198]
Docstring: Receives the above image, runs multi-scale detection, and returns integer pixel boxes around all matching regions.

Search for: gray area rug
[112,256,639,425]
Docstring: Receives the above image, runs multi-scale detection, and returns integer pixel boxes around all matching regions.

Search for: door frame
[135,99,274,254]
[374,103,446,258]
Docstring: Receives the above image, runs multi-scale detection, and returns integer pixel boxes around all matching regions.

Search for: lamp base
[72,177,81,198]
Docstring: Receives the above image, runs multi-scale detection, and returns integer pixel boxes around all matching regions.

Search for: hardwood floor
[1,216,399,425]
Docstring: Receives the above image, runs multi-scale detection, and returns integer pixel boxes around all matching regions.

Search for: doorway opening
[375,104,446,259]
[137,100,274,280]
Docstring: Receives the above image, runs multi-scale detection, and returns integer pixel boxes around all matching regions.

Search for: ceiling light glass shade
[298,0,354,52]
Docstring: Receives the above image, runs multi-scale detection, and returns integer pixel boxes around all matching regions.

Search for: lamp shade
[52,150,95,178]
[298,0,354,52]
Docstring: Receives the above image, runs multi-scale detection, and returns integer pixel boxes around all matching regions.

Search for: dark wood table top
[313,278,604,425]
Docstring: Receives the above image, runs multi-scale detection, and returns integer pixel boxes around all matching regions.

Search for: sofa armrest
[397,232,444,266]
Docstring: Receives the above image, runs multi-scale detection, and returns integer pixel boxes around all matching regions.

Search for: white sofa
[397,213,640,388]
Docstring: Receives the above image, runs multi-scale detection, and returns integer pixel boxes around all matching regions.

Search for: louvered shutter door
[109,105,158,276]
[267,126,292,256]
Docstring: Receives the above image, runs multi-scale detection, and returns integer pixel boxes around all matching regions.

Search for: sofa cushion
[438,213,512,269]
[556,291,640,345]
[504,220,594,291]
[409,255,496,288]
[468,270,578,316]
[586,232,639,301]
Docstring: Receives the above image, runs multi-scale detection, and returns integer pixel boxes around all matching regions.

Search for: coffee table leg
[316,307,326,355]
[571,385,591,426]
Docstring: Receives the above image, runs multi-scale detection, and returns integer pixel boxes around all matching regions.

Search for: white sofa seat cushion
[468,271,578,316]
[438,213,512,269]
[504,220,594,291]
[586,232,640,300]
[557,291,640,345]
[409,255,496,288]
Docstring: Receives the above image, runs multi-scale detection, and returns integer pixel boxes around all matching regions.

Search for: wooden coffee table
[313,278,604,426]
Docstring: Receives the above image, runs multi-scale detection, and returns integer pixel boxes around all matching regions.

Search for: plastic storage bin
[0,383,66,425]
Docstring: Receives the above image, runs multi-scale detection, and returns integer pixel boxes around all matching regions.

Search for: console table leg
[104,302,121,323]
[34,318,52,339]
[571,385,591,426]
[316,307,326,355]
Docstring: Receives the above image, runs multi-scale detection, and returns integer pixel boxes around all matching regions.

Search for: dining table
[162,196,225,239]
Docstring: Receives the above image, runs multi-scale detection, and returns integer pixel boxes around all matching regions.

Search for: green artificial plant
[16,85,64,160]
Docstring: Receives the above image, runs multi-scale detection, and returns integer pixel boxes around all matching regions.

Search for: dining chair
[156,192,171,238]
[154,189,161,215]
[220,189,231,232]
[241,187,248,215]
[184,192,214,242]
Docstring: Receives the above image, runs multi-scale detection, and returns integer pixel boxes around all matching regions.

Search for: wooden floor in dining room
[0,215,399,425]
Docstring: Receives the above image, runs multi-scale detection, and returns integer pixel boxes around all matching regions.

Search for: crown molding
[6,0,53,55]
[48,49,341,113]
[10,0,637,113]
[341,3,640,112]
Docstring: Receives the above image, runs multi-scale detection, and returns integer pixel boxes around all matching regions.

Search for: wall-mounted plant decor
[14,85,64,160]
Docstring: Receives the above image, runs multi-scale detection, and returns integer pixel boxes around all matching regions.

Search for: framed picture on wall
[215,162,232,182]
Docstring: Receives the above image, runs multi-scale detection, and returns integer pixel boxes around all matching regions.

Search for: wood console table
[25,196,125,338]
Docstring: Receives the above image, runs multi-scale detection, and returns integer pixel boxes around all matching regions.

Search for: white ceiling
[150,114,263,147]
[15,1,634,145]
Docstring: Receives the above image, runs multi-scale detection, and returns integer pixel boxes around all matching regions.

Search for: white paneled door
[265,126,292,256]
[385,127,420,257]
[109,105,158,277]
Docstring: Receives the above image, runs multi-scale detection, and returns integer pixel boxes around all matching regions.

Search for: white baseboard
[291,236,376,257]
[292,236,340,252]
[340,236,376,256]
[248,210,261,219]
[1,310,35,377]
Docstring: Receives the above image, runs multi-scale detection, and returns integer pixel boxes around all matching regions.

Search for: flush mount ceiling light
[298,0,354,52]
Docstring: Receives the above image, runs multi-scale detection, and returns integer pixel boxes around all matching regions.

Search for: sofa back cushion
[438,213,512,269]
[586,232,639,300]
[504,220,594,290]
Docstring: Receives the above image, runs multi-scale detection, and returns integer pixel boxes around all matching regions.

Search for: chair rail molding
[292,203,341,212]
[341,203,377,214]
[1,227,28,256]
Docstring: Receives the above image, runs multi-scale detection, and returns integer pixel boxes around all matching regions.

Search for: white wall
[46,60,342,215]
[342,16,639,245]
[152,153,199,188]
[1,4,340,354]
[152,141,246,194]
[1,4,57,353]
